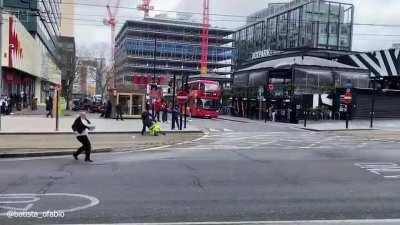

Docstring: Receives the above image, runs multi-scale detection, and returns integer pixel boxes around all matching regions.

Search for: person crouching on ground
[72,112,95,162]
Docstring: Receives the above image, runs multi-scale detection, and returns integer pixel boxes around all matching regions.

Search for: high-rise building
[115,17,234,87]
[235,0,354,68]
[113,17,234,117]
[1,0,62,104]
[60,0,75,37]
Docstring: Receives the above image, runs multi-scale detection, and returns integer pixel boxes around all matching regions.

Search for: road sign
[268,83,274,91]
[177,91,189,105]
[344,92,352,105]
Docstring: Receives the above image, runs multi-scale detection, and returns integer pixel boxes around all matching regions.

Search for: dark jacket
[46,98,53,110]
[72,117,91,134]
[116,104,123,114]
[172,107,180,118]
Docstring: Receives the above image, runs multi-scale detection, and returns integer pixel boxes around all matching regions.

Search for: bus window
[205,83,219,92]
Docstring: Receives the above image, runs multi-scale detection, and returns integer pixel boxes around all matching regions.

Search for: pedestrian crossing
[171,129,385,153]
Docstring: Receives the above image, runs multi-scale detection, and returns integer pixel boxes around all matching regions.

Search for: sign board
[344,92,352,105]
[150,90,162,99]
[251,49,282,60]
[177,91,189,105]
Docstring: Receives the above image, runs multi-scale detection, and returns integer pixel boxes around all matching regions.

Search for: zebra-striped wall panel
[338,48,400,77]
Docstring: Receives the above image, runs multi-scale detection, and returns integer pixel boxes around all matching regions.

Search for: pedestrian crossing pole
[0,0,3,132]
[55,85,60,131]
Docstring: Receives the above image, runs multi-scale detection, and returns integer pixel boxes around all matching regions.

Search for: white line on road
[0,193,99,216]
[49,218,400,225]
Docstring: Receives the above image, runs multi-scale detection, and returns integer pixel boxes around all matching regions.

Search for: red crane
[200,0,210,75]
[137,0,154,18]
[103,0,121,88]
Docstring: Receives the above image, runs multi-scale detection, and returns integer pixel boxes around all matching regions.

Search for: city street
[1,118,400,224]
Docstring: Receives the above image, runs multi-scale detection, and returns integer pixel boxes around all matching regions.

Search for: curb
[0,130,204,135]
[301,127,377,132]
[0,148,113,158]
[215,117,253,123]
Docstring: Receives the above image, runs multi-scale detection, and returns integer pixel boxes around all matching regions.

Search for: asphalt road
[1,118,400,225]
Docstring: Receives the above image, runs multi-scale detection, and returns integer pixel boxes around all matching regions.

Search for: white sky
[73,0,400,57]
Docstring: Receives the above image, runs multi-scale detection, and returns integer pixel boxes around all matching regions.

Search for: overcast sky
[73,0,400,56]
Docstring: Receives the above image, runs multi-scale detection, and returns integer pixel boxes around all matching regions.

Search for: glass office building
[234,0,354,68]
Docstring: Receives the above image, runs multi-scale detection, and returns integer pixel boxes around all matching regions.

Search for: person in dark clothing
[105,100,112,118]
[141,111,149,135]
[16,94,21,111]
[46,96,53,118]
[171,105,180,130]
[161,103,168,122]
[23,93,27,108]
[72,112,95,162]
[115,103,124,121]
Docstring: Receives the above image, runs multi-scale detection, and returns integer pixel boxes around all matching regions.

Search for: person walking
[46,96,53,118]
[171,105,180,130]
[72,112,95,162]
[115,103,124,121]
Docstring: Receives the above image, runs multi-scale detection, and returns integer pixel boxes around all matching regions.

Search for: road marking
[0,193,99,216]
[223,128,233,132]
[47,218,400,225]
[355,162,400,179]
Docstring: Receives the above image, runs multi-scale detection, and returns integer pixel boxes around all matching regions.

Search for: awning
[238,56,363,72]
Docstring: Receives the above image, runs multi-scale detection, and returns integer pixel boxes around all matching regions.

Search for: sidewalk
[302,119,400,131]
[0,132,203,158]
[0,114,200,133]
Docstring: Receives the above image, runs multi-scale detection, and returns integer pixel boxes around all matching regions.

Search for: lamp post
[171,74,176,130]
[152,37,157,118]
[370,77,382,128]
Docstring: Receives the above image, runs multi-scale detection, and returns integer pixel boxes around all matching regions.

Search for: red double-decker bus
[187,80,222,118]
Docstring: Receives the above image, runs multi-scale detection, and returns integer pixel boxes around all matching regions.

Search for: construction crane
[137,0,154,18]
[103,0,121,88]
[200,0,210,75]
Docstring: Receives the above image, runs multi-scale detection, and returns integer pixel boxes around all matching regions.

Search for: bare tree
[75,42,111,103]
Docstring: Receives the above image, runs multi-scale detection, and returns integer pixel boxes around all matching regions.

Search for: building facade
[235,0,354,68]
[60,0,74,37]
[113,17,234,117]
[230,0,372,122]
[1,0,62,104]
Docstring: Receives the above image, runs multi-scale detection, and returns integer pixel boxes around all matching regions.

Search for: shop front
[116,93,146,118]
[1,14,61,108]
[232,56,371,123]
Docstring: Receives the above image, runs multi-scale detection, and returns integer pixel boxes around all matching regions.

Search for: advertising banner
[1,14,41,77]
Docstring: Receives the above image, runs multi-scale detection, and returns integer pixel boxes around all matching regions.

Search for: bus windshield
[198,82,219,92]
[198,99,219,110]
